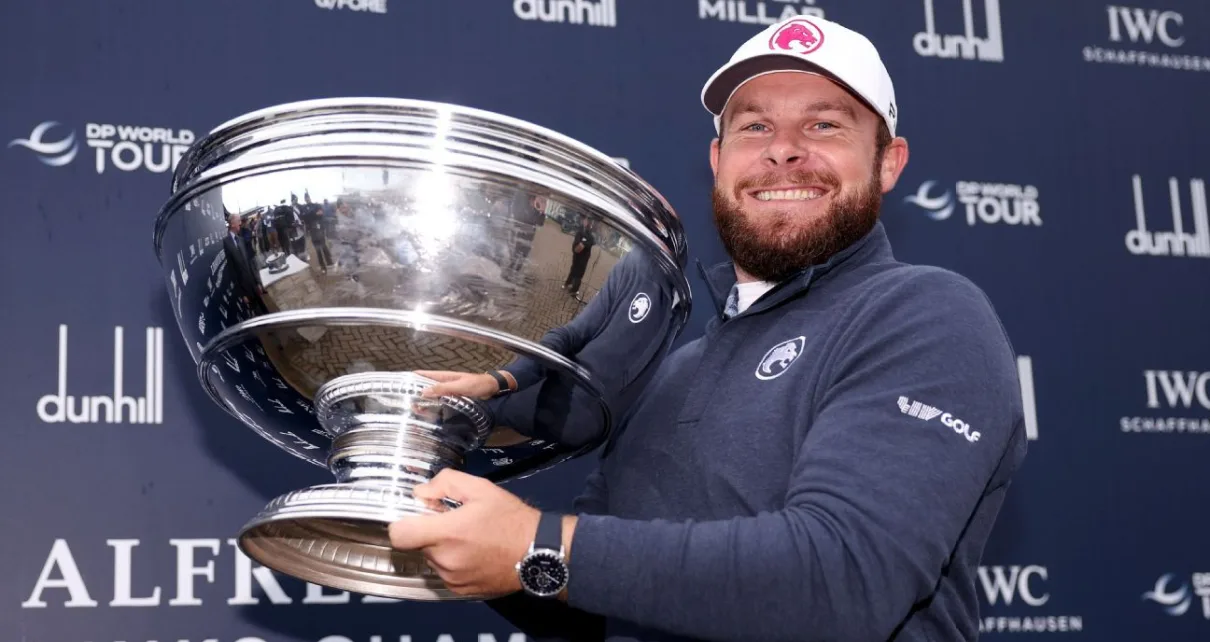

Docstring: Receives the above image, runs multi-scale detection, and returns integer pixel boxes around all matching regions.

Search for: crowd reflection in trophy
[222,183,632,321]
[225,191,336,280]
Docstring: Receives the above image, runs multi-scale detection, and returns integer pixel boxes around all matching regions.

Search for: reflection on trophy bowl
[152,98,691,600]
[264,251,289,274]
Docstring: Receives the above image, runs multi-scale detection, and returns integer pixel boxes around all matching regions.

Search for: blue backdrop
[2,1,1208,640]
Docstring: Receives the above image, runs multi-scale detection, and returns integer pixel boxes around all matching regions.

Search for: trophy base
[236,371,500,601]
[238,483,482,601]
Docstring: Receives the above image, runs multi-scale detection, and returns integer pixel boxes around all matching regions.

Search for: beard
[712,166,883,283]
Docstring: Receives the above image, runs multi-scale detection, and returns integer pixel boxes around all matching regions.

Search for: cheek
[832,152,877,185]
[716,147,759,181]
[713,170,740,197]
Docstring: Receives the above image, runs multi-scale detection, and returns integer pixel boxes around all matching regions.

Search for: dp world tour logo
[9,120,195,174]
[769,19,825,55]
[1142,573,1210,618]
[8,121,78,167]
[1144,574,1193,616]
[904,181,955,220]
[905,179,1042,226]
[628,292,651,323]
[755,336,806,381]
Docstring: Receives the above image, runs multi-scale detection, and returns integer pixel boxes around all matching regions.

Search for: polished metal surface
[152,97,691,600]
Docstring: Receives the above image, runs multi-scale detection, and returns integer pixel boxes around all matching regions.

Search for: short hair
[872,120,892,163]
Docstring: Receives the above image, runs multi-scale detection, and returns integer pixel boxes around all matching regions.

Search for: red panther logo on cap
[769,19,824,55]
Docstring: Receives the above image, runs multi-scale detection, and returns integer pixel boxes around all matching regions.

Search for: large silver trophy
[152,98,691,601]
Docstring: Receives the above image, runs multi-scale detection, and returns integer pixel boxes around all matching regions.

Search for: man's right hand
[414,370,513,399]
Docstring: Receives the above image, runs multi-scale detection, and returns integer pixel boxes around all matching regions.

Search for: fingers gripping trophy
[153,99,691,600]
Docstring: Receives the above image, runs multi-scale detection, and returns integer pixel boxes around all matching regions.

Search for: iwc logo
[629,292,651,323]
[768,18,825,55]
[755,336,806,380]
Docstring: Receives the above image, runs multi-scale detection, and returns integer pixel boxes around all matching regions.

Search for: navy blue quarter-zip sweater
[489,247,684,449]
[490,221,1028,642]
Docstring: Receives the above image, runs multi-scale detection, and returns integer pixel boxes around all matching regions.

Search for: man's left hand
[387,469,540,598]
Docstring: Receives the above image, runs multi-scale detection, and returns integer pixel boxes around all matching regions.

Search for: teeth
[754,189,823,201]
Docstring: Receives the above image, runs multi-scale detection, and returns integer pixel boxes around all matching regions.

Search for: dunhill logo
[36,325,164,424]
[1125,176,1210,258]
[913,0,1005,62]
[514,0,617,27]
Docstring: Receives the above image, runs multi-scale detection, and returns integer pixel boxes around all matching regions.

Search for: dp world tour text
[85,123,195,174]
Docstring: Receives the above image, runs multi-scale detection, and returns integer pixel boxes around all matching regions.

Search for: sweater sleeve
[572,464,610,515]
[504,261,622,389]
[564,269,1027,642]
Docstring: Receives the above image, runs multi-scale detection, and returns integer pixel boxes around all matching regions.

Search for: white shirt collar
[733,280,776,314]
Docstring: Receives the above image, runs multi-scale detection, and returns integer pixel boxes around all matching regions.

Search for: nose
[761,128,809,168]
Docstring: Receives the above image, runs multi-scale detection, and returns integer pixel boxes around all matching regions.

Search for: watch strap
[535,511,563,552]
[487,370,512,397]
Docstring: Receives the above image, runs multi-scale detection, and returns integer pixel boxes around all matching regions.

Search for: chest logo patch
[755,336,806,381]
[629,292,652,323]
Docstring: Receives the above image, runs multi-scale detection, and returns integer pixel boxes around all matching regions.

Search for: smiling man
[388,15,1029,642]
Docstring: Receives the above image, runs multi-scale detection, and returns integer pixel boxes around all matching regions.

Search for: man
[506,192,547,274]
[269,199,295,254]
[222,213,270,319]
[223,213,260,298]
[302,192,333,271]
[563,214,596,296]
[387,15,1028,642]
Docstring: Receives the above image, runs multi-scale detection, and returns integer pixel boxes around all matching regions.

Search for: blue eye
[742,123,768,132]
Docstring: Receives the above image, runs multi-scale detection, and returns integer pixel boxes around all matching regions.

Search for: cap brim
[703,54,839,115]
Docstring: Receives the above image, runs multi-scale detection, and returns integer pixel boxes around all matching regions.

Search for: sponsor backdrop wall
[1,0,1207,640]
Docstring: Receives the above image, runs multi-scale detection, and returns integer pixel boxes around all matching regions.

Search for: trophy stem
[235,371,495,600]
[328,424,467,486]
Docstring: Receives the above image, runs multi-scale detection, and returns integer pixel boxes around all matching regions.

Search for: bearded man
[386,15,1029,642]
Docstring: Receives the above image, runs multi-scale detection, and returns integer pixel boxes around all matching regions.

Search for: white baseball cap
[701,15,898,137]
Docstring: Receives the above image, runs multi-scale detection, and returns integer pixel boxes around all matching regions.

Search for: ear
[878,137,910,194]
[710,137,721,178]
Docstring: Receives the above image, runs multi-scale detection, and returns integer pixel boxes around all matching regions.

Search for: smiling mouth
[750,187,828,202]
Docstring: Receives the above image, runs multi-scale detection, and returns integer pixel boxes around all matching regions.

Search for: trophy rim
[187,97,655,194]
[154,96,689,267]
[203,97,640,171]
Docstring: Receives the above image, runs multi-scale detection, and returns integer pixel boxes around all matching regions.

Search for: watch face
[520,550,568,596]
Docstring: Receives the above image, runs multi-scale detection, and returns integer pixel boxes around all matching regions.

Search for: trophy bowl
[152,98,691,601]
